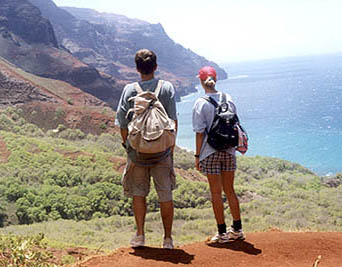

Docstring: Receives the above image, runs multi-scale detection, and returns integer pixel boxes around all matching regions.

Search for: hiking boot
[210,232,230,243]
[227,227,245,240]
[130,234,145,247]
[162,237,174,249]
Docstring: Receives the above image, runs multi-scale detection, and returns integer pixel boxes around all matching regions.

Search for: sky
[53,0,342,63]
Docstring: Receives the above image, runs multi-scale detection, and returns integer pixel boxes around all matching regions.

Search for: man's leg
[133,196,147,236]
[160,200,173,238]
[151,155,175,242]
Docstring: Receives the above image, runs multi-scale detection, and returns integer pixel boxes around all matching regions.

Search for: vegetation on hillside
[0,107,341,264]
[0,107,210,226]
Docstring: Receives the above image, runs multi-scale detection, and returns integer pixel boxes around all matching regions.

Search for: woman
[192,66,245,243]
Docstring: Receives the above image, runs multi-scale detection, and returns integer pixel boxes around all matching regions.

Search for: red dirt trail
[78,231,342,267]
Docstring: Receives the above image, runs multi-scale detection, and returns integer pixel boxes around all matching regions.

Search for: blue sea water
[176,53,342,176]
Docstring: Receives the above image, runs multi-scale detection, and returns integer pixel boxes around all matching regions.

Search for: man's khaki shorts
[122,154,176,202]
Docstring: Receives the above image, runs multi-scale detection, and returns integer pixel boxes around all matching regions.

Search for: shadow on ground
[207,240,262,255]
[130,246,195,264]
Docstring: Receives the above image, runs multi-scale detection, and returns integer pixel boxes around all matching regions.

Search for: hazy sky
[53,0,342,63]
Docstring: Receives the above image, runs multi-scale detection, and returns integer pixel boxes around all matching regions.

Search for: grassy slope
[0,109,341,253]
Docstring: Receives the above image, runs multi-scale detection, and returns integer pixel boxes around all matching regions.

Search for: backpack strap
[219,91,227,104]
[126,80,164,119]
[202,92,240,123]
[201,96,219,135]
[154,80,163,99]
[201,95,218,108]
[133,80,164,97]
[202,91,228,108]
[133,82,143,94]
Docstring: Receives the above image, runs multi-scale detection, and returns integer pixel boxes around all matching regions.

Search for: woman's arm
[195,132,204,170]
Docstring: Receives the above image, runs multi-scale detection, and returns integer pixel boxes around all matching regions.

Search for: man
[116,49,177,249]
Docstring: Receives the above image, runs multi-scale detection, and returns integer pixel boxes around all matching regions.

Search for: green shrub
[59,129,85,140]
[96,133,118,152]
[0,234,56,266]
[0,113,14,131]
[173,177,210,209]
[61,254,76,265]
[54,107,65,119]
[4,183,27,202]
[173,146,195,170]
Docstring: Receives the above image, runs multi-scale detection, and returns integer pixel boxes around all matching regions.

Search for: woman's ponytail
[204,76,216,88]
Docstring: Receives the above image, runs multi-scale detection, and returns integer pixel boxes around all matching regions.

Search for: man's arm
[120,128,128,145]
[171,120,178,153]
[116,84,131,138]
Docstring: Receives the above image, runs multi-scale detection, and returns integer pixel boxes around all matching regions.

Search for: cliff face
[28,0,227,99]
[0,0,123,107]
[0,55,117,134]
[0,67,57,106]
[0,0,58,47]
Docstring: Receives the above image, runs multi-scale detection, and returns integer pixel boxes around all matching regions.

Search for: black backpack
[202,93,240,151]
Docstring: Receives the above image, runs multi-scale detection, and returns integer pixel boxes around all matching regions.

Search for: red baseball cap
[198,66,217,81]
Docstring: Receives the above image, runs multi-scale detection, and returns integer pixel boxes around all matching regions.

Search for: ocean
[176,53,342,176]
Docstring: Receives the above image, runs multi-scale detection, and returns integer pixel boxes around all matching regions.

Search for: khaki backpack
[126,80,176,153]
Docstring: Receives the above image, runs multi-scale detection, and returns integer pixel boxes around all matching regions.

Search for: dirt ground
[77,231,342,267]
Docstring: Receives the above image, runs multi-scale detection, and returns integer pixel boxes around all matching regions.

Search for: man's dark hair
[135,49,157,75]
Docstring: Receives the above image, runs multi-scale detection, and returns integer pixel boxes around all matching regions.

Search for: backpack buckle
[220,102,229,112]
[148,99,156,109]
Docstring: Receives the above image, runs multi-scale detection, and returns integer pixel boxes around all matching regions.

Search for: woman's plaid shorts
[199,151,236,174]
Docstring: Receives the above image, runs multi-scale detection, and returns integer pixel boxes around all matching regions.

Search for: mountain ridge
[0,0,228,109]
[0,0,124,108]
[29,0,227,101]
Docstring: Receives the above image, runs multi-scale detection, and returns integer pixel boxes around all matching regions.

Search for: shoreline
[179,85,200,102]
[175,142,339,177]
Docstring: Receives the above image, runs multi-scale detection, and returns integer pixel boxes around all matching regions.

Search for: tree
[0,206,7,227]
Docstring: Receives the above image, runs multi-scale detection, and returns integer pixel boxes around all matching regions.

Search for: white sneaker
[227,227,245,240]
[130,235,145,247]
[163,237,174,249]
[210,232,230,243]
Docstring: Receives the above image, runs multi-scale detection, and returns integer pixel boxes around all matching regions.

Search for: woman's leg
[207,174,225,224]
[221,171,241,221]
